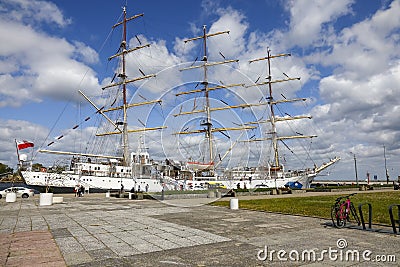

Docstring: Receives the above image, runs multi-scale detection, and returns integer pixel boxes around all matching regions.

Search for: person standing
[80,185,84,197]
[74,185,79,197]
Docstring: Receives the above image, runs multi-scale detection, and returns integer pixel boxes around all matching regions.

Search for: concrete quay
[0,193,399,266]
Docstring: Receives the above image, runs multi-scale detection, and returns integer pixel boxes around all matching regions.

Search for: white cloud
[73,41,99,65]
[173,36,196,59]
[1,0,71,27]
[207,7,248,59]
[0,73,40,107]
[322,0,400,79]
[286,0,354,47]
[315,0,400,138]
[0,8,100,106]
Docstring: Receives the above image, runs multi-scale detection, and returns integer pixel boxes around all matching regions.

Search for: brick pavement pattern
[0,231,65,266]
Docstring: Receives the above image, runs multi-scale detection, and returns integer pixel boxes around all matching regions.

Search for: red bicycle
[331,193,361,228]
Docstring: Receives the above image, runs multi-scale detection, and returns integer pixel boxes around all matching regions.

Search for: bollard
[389,204,400,234]
[105,191,110,198]
[230,198,239,210]
[39,193,53,206]
[5,192,17,203]
[52,196,64,204]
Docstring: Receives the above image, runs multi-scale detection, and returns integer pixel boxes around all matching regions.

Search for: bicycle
[331,193,361,228]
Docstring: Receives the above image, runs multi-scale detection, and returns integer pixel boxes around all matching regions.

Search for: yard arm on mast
[175,83,244,96]
[173,125,255,135]
[173,102,270,117]
[245,114,312,125]
[245,77,300,88]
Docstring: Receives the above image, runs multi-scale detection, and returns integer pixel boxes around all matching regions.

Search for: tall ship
[18,6,339,193]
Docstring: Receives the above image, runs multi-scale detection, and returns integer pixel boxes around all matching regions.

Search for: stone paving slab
[0,230,65,266]
[0,194,399,266]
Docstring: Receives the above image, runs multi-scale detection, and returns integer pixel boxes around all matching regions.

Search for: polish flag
[17,140,34,150]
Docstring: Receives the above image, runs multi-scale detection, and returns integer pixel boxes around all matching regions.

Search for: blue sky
[1,0,400,183]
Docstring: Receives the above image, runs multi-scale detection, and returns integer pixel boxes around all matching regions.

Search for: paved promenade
[0,192,399,266]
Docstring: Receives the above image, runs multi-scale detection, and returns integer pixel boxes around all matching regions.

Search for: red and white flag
[17,140,34,150]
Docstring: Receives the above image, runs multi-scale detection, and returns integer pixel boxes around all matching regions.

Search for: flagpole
[15,139,21,169]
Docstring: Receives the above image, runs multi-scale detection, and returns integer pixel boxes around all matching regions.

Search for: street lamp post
[384,145,389,184]
[350,152,359,186]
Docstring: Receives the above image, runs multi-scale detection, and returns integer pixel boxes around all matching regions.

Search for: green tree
[32,163,44,172]
[0,163,13,175]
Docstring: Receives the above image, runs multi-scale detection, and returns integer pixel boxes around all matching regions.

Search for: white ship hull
[21,170,165,193]
[21,169,315,193]
[183,174,314,191]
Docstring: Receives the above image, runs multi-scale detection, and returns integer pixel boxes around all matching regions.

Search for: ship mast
[175,25,254,174]
[99,6,165,166]
[201,25,213,165]
[247,48,315,168]
[121,7,129,167]
[266,49,280,167]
